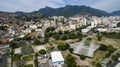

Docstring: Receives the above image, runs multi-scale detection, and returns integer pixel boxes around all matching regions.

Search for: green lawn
[53,40,66,45]
[24,64,33,67]
[12,54,21,62]
[23,55,34,61]
[22,45,34,55]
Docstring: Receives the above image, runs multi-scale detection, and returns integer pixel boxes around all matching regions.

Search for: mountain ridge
[111,10,120,16]
[0,5,120,17]
[37,5,110,17]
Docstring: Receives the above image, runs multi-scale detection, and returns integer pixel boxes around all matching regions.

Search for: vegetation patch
[39,49,46,55]
[101,32,120,39]
[65,54,80,67]
[89,50,106,67]
[12,54,21,62]
[79,54,86,60]
[53,40,66,45]
[23,54,34,61]
[57,43,70,51]
[24,64,33,67]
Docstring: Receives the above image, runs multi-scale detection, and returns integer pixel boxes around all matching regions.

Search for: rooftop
[51,51,64,63]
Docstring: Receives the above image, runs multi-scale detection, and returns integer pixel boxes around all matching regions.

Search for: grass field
[53,40,66,45]
[23,54,34,61]
[24,64,33,67]
[12,54,21,62]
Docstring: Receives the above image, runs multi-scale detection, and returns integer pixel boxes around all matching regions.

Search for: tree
[34,38,41,45]
[79,54,86,60]
[105,45,116,57]
[61,35,68,40]
[0,26,7,30]
[44,32,53,37]
[112,55,118,61]
[77,32,83,41]
[10,42,18,49]
[99,44,108,51]
[64,30,69,34]
[57,43,70,51]
[96,34,102,41]
[105,51,112,57]
[107,45,116,53]
[53,34,61,40]
[117,22,120,27]
[96,63,102,67]
[68,33,78,39]
[68,48,73,53]
[45,27,55,32]
[65,54,77,67]
[31,29,35,32]
[58,31,63,34]
[112,53,120,61]
[39,49,46,55]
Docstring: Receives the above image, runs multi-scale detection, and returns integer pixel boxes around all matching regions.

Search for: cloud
[92,0,120,12]
[0,0,65,12]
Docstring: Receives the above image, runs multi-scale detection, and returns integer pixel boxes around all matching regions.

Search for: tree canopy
[65,54,77,67]
[45,27,55,32]
[34,38,41,45]
[39,49,46,55]
[57,43,70,51]
[117,22,120,27]
[79,54,86,60]
[99,44,108,51]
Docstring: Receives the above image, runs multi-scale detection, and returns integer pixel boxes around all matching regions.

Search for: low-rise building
[51,51,64,67]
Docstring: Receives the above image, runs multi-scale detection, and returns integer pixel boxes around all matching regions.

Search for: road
[0,55,7,67]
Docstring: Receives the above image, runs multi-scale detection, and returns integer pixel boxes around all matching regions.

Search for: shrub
[57,43,70,51]
[96,63,102,67]
[65,54,76,67]
[79,54,86,60]
[45,27,55,32]
[34,38,41,45]
[39,49,46,55]
[61,35,68,40]
[99,44,108,51]
[96,34,102,41]
[68,48,73,53]
[117,22,120,27]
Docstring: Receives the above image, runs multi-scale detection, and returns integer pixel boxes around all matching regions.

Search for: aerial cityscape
[0,0,120,67]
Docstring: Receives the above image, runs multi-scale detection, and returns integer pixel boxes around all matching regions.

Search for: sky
[0,0,120,13]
